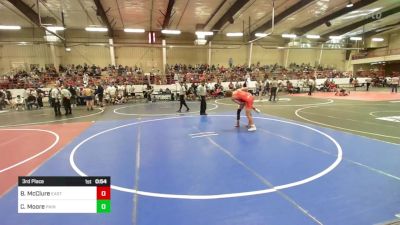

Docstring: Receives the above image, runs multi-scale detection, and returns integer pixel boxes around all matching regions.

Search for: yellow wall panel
[251,46,282,66]
[0,44,53,73]
[167,47,207,66]
[61,45,111,66]
[115,47,162,72]
[212,46,247,67]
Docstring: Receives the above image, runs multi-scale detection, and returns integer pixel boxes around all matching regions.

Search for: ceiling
[0,0,399,42]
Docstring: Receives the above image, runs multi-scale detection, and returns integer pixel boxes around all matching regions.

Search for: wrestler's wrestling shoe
[248,125,257,131]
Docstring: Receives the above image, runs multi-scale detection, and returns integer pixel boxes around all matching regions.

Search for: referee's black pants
[200,96,206,115]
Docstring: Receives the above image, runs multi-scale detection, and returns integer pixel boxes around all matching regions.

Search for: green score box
[97,200,111,213]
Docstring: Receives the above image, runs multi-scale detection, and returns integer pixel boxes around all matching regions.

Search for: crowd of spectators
[1,61,397,109]
[0,61,357,91]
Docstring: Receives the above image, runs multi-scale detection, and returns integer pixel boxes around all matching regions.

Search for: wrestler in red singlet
[232,89,254,110]
[230,88,259,131]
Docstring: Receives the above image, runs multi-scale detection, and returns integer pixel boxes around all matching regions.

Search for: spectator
[269,77,279,101]
[51,85,62,116]
[308,77,315,96]
[365,77,372,91]
[95,83,104,107]
[83,85,94,110]
[26,94,37,110]
[14,95,25,111]
[177,82,190,113]
[0,90,5,110]
[391,75,399,93]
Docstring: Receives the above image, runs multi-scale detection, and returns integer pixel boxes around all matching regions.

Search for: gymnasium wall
[60,45,111,67]
[285,49,318,66]
[0,44,55,74]
[320,50,346,70]
[251,46,282,65]
[1,28,398,74]
[0,43,348,73]
[115,47,162,72]
[211,45,248,66]
[167,47,207,66]
[388,33,400,50]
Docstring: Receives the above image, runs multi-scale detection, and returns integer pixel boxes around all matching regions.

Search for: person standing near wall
[307,77,315,96]
[269,77,278,101]
[145,84,153,102]
[69,85,77,108]
[391,74,399,93]
[83,85,94,110]
[366,77,372,91]
[352,77,359,91]
[51,85,62,116]
[177,82,190,113]
[61,86,72,115]
[198,81,207,115]
[96,83,104,107]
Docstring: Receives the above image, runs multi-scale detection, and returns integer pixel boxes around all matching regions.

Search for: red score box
[97,186,111,200]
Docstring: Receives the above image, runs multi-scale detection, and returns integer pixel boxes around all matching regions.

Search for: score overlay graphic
[18,177,111,213]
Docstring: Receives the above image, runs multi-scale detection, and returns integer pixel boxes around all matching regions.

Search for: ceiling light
[195,31,213,39]
[0,25,21,30]
[124,28,145,33]
[329,36,342,40]
[372,38,384,42]
[350,37,362,41]
[44,35,59,42]
[194,39,207,45]
[282,34,297,38]
[306,34,320,39]
[195,31,213,36]
[65,48,71,52]
[46,26,65,32]
[85,27,108,32]
[346,1,354,8]
[161,29,181,34]
[226,32,243,37]
[255,33,268,37]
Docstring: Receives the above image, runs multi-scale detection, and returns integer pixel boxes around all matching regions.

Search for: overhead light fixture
[85,27,108,32]
[195,31,213,36]
[124,28,145,33]
[46,26,65,32]
[161,29,181,34]
[346,1,354,8]
[329,36,342,40]
[65,48,71,52]
[306,34,320,39]
[195,31,213,39]
[281,34,297,38]
[0,25,21,30]
[226,32,243,37]
[44,30,60,42]
[350,37,362,41]
[255,33,268,37]
[194,39,207,45]
[372,37,384,42]
[277,46,285,49]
